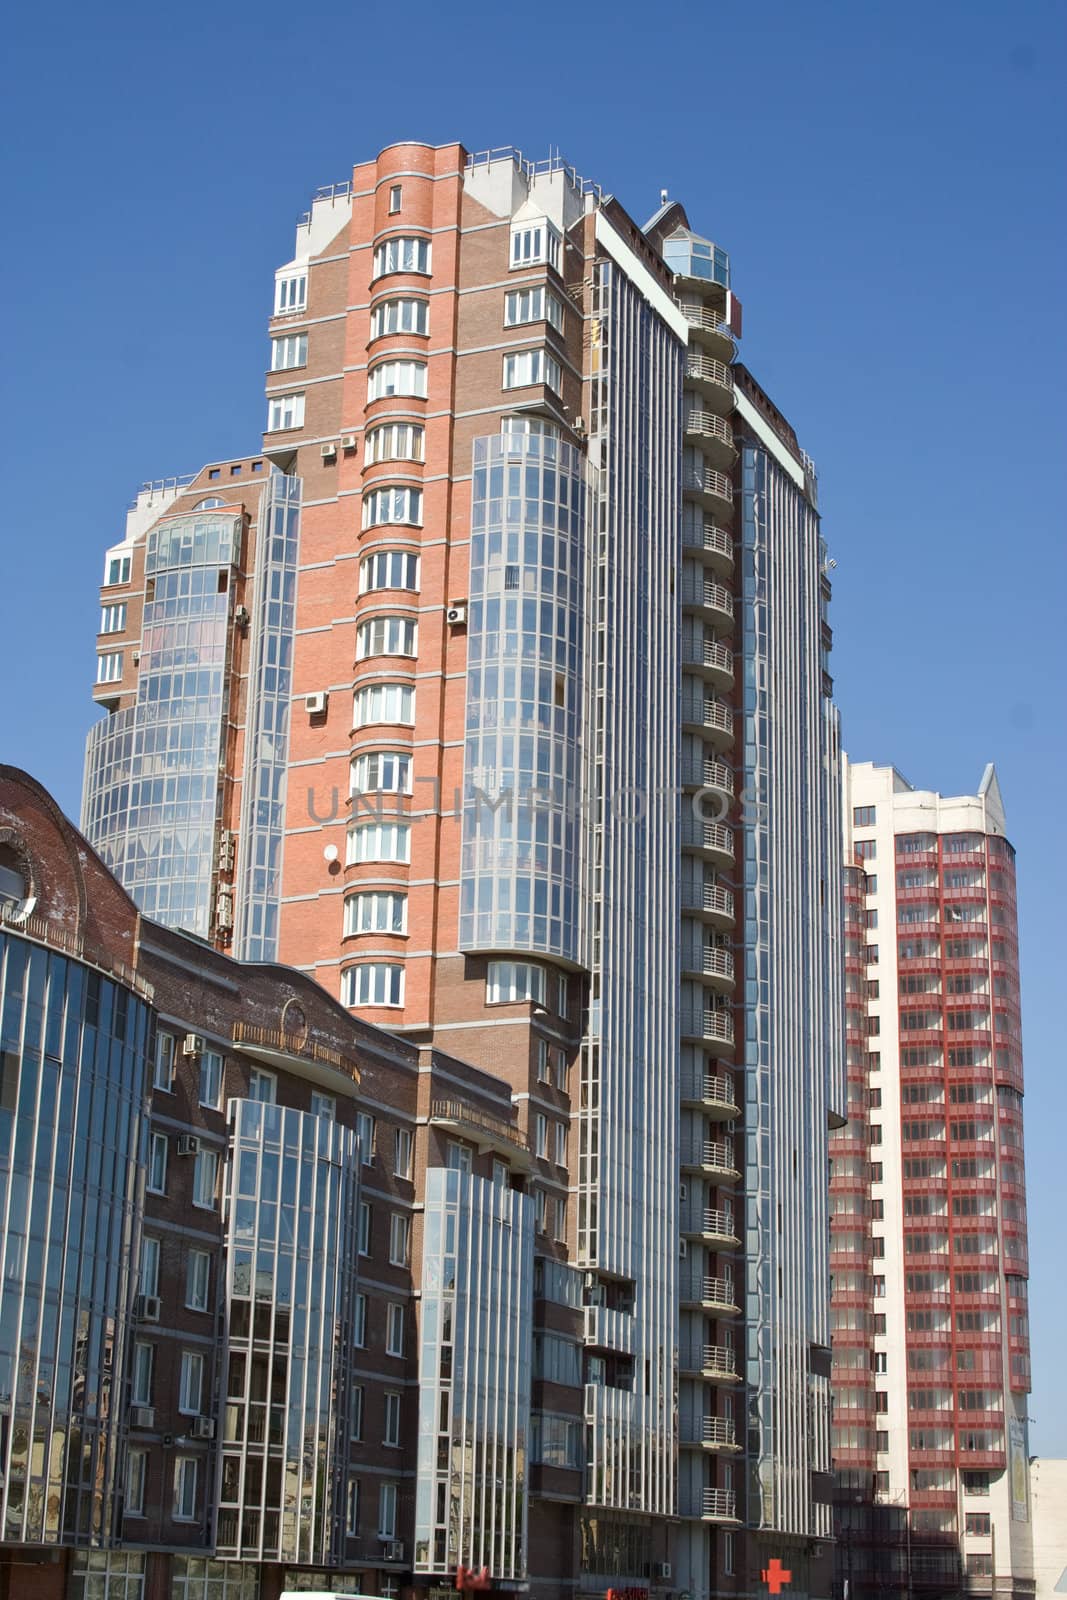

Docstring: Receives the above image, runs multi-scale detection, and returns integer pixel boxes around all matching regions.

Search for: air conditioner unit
[383,1540,404,1562]
[177,1135,199,1157]
[341,434,358,451]
[445,603,467,626]
[652,1562,672,1580]
[182,1033,204,1057]
[215,893,234,931]
[234,605,250,628]
[191,1416,215,1440]
[217,833,236,873]
[321,441,338,459]
[572,414,587,435]
[305,691,328,716]
[137,1295,161,1323]
[131,651,141,665]
[131,1406,155,1429]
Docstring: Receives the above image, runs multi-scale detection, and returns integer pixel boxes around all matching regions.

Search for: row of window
[337,952,571,1017]
[125,1451,201,1521]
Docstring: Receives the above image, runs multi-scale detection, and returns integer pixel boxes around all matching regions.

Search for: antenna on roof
[660,188,669,206]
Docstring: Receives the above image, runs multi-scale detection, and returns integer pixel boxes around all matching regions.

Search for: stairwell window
[362,486,422,529]
[360,549,420,593]
[96,651,123,684]
[100,603,127,634]
[510,218,561,271]
[266,393,305,431]
[370,298,429,339]
[341,963,405,1008]
[352,682,415,728]
[503,349,562,392]
[368,360,427,401]
[372,237,431,277]
[356,616,417,659]
[105,553,132,586]
[346,820,411,865]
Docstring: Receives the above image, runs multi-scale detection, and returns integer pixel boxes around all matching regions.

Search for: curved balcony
[681,635,734,691]
[681,1416,741,1453]
[680,569,735,628]
[684,409,736,466]
[685,350,733,411]
[701,942,735,989]
[682,1007,735,1052]
[680,1138,740,1184]
[680,1275,740,1315]
[680,302,736,361]
[680,695,734,753]
[691,1344,741,1383]
[699,1488,739,1523]
[684,463,734,519]
[681,1071,738,1119]
[696,883,735,932]
[700,758,735,807]
[682,1208,739,1249]
[682,516,734,576]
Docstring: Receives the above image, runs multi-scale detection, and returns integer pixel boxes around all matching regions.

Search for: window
[854,838,876,860]
[106,553,132,586]
[387,184,403,213]
[310,1091,335,1120]
[274,272,307,314]
[364,421,425,466]
[96,651,124,684]
[389,1213,410,1266]
[178,1352,204,1415]
[125,1448,147,1516]
[504,285,565,330]
[537,1039,551,1083]
[554,1195,567,1240]
[153,1032,175,1092]
[266,392,304,432]
[553,1121,567,1165]
[368,359,428,402]
[486,960,546,1005]
[362,485,422,528]
[192,1148,219,1209]
[509,218,561,270]
[378,1481,399,1538]
[372,237,431,277]
[100,602,127,634]
[346,819,411,864]
[186,1250,211,1312]
[383,1390,401,1445]
[967,1555,994,1578]
[358,1201,373,1254]
[271,333,307,370]
[502,348,562,392]
[346,893,407,940]
[369,297,429,340]
[535,1189,548,1232]
[173,1457,198,1522]
[342,963,405,1007]
[140,1237,160,1298]
[394,1127,413,1179]
[356,1112,376,1166]
[248,1070,275,1103]
[557,973,569,1015]
[353,1293,367,1347]
[963,1471,990,1496]
[198,1050,222,1109]
[359,549,420,593]
[350,1384,364,1440]
[352,682,415,729]
[346,1476,360,1534]
[148,1132,168,1194]
[853,806,876,827]
[131,1342,153,1406]
[535,1114,548,1159]
[350,750,413,800]
[386,1302,404,1356]
[355,615,417,659]
[555,1048,568,1090]
[447,1140,472,1173]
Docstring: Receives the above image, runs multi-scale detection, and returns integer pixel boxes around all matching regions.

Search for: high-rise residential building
[81,141,843,1595]
[832,760,1033,1596]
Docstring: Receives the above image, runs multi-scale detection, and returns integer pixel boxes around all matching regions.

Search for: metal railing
[698,1415,737,1447]
[682,519,734,561]
[702,759,735,793]
[702,640,734,677]
[702,885,735,920]
[701,1343,739,1378]
[701,1010,735,1046]
[700,1275,738,1308]
[684,465,734,502]
[232,1021,361,1081]
[702,1487,738,1519]
[685,410,735,450]
[0,901,155,1002]
[703,582,734,617]
[465,146,603,200]
[702,1138,737,1172]
[703,943,735,978]
[700,1073,737,1109]
[701,1207,738,1240]
[680,304,734,338]
[430,1097,529,1152]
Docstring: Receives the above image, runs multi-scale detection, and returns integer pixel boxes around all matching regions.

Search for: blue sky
[2,0,1064,1450]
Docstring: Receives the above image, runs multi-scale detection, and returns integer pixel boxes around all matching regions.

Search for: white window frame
[346,1476,360,1534]
[96,651,124,684]
[356,1111,376,1166]
[131,1342,153,1406]
[125,1448,147,1516]
[389,1212,410,1267]
[100,602,127,635]
[266,393,305,432]
[248,1070,276,1104]
[359,549,420,594]
[502,348,561,393]
[383,1390,402,1446]
[198,1050,223,1109]
[342,963,405,1008]
[388,185,402,215]
[369,298,429,339]
[346,820,412,864]
[173,1456,198,1522]
[310,1091,335,1120]
[361,485,423,529]
[354,1292,367,1347]
[178,1351,204,1416]
[345,890,408,936]
[192,1148,219,1210]
[153,1032,175,1092]
[351,1383,365,1439]
[147,1132,168,1195]
[364,420,425,466]
[447,1140,472,1174]
[372,237,431,278]
[274,272,307,315]
[358,1200,372,1255]
[394,1126,413,1179]
[504,285,564,331]
[355,615,417,660]
[352,682,416,729]
[535,1114,548,1160]
[367,360,427,401]
[185,1249,211,1313]
[509,218,561,270]
[350,750,413,797]
[105,552,132,586]
[378,1481,398,1539]
[139,1236,160,1298]
[555,1122,567,1166]
[486,960,547,1005]
[271,332,308,371]
[385,1303,404,1357]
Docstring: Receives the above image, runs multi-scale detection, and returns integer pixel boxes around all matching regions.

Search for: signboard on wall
[1009,1415,1030,1522]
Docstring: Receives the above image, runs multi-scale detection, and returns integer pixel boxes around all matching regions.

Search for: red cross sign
[762,1559,793,1595]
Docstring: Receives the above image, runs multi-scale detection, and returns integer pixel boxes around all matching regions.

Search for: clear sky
[2,0,1064,1450]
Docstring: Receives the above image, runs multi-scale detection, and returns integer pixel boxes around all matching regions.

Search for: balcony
[681,881,735,932]
[684,463,734,518]
[681,1138,740,1183]
[680,302,736,361]
[684,1008,735,1052]
[685,349,734,409]
[682,1415,741,1452]
[680,694,734,750]
[699,1343,741,1382]
[680,1275,740,1315]
[700,1487,739,1523]
[684,409,736,466]
[429,1098,533,1169]
[681,1072,739,1120]
[682,635,734,690]
[682,516,734,576]
[683,1207,739,1248]
[232,1021,362,1091]
[583,1303,634,1355]
[693,757,735,806]
[701,942,736,988]
[680,571,735,631]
